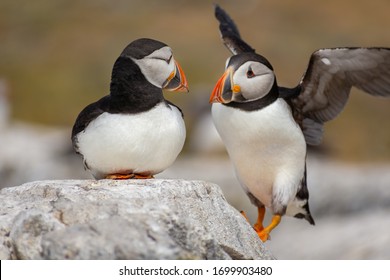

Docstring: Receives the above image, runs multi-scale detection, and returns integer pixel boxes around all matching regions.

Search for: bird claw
[256,229,271,242]
[253,222,264,233]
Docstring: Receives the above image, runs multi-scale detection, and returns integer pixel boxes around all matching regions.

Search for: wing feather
[290,47,390,144]
[213,6,390,146]
[214,4,255,55]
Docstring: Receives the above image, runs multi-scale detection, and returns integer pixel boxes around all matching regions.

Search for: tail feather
[286,164,315,225]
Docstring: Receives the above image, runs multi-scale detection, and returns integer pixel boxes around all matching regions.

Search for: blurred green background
[1,0,389,161]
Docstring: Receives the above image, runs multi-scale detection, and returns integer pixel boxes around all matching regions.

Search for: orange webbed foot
[257,230,271,242]
[255,214,281,242]
[105,172,154,180]
[105,174,135,180]
[243,206,281,243]
[133,174,154,179]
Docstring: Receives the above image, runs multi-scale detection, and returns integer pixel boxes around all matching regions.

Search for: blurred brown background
[1,0,389,161]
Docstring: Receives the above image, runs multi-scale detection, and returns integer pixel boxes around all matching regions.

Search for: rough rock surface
[159,155,390,259]
[0,179,272,260]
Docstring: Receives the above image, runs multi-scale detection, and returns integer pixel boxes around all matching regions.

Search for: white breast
[212,99,306,211]
[76,102,186,178]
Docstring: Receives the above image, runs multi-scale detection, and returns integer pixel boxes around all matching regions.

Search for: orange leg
[256,214,281,242]
[253,206,266,232]
[242,206,281,242]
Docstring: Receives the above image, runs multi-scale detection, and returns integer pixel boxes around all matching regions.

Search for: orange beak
[210,67,238,103]
[164,60,189,92]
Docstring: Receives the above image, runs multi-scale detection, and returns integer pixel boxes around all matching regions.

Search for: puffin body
[212,5,390,242]
[72,38,188,179]
[212,99,306,214]
[75,102,185,179]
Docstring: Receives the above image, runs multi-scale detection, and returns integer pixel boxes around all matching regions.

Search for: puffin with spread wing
[210,5,390,242]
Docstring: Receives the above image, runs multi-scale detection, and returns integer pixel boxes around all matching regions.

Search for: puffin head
[119,38,188,92]
[210,52,277,104]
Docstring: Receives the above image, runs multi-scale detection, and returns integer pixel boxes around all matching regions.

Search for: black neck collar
[223,82,279,112]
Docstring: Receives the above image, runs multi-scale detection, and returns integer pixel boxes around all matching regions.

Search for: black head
[110,38,188,97]
[120,38,168,59]
[210,52,278,109]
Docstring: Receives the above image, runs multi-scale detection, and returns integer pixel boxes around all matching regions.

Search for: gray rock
[0,179,273,260]
[161,156,390,259]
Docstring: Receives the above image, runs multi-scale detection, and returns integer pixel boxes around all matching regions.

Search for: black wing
[214,4,255,55]
[214,6,390,146]
[71,96,109,152]
[287,47,390,145]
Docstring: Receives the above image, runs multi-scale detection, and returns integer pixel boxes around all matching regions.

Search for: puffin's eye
[155,55,172,64]
[246,67,255,78]
[166,55,173,64]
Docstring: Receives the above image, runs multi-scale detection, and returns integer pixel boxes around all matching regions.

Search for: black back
[71,40,166,146]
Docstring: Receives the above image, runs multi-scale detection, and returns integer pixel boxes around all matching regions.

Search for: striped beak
[209,67,240,103]
[164,60,189,92]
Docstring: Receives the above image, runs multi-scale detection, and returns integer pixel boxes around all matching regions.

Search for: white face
[232,61,275,102]
[133,46,175,88]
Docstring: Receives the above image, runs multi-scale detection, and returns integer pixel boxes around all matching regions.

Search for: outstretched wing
[288,47,390,145]
[214,4,255,54]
